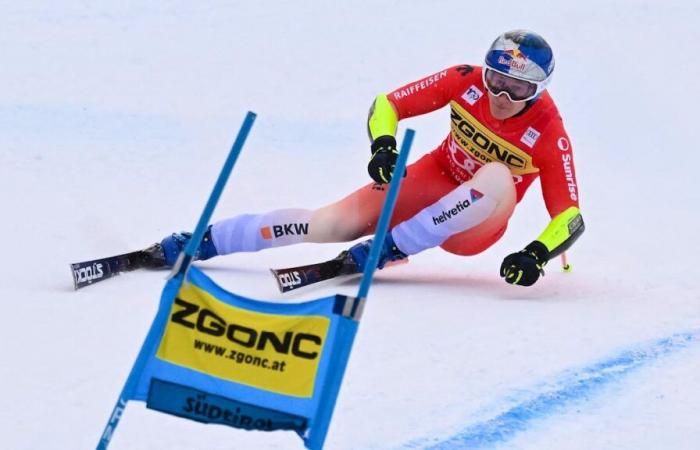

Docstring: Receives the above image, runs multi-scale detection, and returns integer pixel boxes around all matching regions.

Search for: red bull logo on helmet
[498,49,528,72]
[497,55,526,72]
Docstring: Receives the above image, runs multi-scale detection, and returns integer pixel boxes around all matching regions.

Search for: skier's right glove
[368,135,399,184]
[500,241,549,286]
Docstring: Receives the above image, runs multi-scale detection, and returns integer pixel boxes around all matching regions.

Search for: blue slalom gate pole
[171,111,257,278]
[304,129,415,450]
[357,128,414,299]
[97,111,256,450]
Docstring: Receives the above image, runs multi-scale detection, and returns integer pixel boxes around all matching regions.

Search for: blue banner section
[117,266,359,449]
[147,378,308,432]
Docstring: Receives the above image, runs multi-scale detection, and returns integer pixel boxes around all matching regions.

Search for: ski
[270,251,408,293]
[70,244,164,290]
[270,251,360,293]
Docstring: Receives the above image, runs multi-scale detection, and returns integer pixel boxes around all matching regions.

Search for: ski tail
[70,244,165,290]
[270,251,409,293]
[270,251,360,293]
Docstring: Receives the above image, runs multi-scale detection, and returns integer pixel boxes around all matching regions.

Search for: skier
[150,30,584,287]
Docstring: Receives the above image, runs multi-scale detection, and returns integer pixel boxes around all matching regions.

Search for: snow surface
[2,1,700,449]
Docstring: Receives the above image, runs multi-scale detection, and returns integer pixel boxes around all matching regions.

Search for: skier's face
[487,91,527,120]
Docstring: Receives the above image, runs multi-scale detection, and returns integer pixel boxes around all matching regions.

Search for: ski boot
[149,225,219,268]
[346,232,407,272]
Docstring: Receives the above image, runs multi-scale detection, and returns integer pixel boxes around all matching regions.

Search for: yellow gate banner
[156,282,330,398]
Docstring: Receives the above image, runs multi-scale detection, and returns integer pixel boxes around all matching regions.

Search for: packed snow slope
[2,1,699,449]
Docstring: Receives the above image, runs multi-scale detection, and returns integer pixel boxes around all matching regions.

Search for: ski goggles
[482,68,545,102]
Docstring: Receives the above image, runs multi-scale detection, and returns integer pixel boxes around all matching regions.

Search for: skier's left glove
[500,241,549,286]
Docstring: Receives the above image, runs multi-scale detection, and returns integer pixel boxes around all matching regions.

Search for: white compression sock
[391,183,497,255]
[210,209,314,254]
